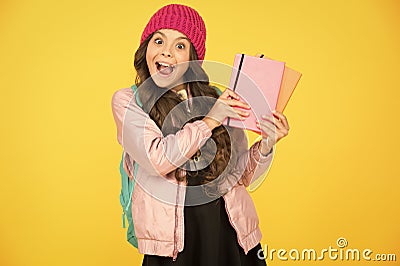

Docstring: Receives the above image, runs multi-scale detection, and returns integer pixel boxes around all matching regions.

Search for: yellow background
[1,0,399,265]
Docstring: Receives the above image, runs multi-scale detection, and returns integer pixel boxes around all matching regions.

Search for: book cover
[223,54,285,133]
[276,66,302,113]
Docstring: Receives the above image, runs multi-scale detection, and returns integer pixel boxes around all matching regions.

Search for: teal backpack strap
[126,162,138,213]
[131,84,143,108]
[211,85,223,96]
[119,85,142,248]
[120,153,133,228]
[119,152,139,248]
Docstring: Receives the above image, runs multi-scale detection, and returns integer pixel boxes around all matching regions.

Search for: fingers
[221,104,250,120]
[261,113,288,134]
[224,98,250,109]
[260,115,283,132]
[256,111,290,144]
[272,110,290,130]
[220,88,251,108]
[257,118,276,133]
[256,120,277,140]
[221,88,240,100]
[215,90,291,137]
[233,107,250,119]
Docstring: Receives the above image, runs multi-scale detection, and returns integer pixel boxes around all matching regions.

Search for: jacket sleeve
[238,141,274,187]
[111,88,133,146]
[111,88,212,177]
[228,128,274,188]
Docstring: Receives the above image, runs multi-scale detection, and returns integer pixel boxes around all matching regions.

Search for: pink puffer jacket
[111,87,274,261]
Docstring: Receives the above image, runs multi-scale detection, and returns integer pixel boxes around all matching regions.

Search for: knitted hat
[140,4,206,61]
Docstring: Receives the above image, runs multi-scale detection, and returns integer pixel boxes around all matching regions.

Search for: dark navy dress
[142,180,267,266]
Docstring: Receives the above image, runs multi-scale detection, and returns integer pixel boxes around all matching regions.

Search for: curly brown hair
[133,33,234,186]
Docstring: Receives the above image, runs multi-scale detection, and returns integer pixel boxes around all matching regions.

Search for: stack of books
[223,54,302,134]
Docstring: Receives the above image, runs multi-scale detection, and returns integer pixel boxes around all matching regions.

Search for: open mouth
[156,61,174,76]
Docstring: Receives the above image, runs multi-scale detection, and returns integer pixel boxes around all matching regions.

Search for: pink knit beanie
[140,4,206,61]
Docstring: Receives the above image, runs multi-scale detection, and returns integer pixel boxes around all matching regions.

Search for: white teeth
[158,62,172,67]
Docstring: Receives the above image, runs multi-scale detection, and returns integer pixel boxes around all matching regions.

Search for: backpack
[119,84,222,248]
[119,85,140,248]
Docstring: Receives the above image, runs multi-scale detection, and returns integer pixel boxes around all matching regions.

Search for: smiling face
[146,29,191,90]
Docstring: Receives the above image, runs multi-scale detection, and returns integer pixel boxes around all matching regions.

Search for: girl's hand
[203,88,250,130]
[256,110,290,155]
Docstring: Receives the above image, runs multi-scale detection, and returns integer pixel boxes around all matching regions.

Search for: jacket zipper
[172,182,180,261]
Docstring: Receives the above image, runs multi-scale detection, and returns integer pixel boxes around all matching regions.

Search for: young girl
[111,4,290,266]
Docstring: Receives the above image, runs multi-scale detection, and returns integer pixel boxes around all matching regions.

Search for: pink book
[223,54,285,134]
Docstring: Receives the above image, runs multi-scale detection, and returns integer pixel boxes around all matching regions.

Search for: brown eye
[176,43,185,49]
[155,38,163,45]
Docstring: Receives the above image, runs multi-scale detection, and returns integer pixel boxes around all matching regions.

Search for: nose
[161,46,172,58]
[162,51,172,57]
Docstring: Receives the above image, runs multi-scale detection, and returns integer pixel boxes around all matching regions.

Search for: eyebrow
[154,31,190,42]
